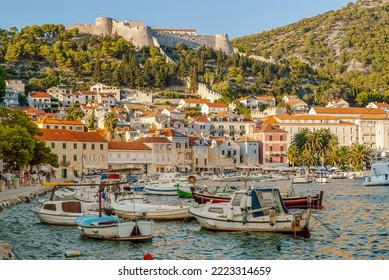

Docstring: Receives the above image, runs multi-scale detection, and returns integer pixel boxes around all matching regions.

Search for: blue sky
[1,0,356,39]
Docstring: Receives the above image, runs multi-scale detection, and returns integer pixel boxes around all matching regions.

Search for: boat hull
[111,202,192,221]
[76,215,154,241]
[188,206,310,234]
[31,208,80,226]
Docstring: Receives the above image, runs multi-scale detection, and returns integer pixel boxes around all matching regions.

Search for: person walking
[4,171,13,189]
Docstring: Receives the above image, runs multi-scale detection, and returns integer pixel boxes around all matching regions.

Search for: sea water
[0,178,388,260]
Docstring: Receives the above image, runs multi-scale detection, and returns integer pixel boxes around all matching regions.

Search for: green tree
[104,112,118,141]
[0,67,5,103]
[0,126,35,169]
[29,140,59,168]
[287,144,300,169]
[88,110,95,130]
[64,104,85,120]
[349,144,370,171]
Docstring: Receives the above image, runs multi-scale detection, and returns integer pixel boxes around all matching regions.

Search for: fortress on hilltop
[66,17,234,54]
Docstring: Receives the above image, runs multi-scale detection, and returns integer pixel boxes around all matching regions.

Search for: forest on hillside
[231,1,389,105]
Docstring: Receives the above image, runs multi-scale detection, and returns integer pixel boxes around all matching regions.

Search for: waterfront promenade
[0,183,52,260]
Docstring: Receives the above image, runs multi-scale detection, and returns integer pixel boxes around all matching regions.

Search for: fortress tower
[93,17,114,36]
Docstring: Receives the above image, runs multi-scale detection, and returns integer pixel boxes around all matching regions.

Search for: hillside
[231,0,389,97]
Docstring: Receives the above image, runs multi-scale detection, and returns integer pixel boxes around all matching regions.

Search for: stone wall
[65,17,234,54]
[197,83,223,103]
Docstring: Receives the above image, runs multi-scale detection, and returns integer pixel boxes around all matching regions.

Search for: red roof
[30,92,50,98]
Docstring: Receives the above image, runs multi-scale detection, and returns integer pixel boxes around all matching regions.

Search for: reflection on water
[0,178,388,260]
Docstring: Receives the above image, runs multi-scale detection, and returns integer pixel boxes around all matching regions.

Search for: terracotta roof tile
[132,136,172,143]
[108,142,151,150]
[311,107,387,114]
[30,92,50,98]
[35,129,107,142]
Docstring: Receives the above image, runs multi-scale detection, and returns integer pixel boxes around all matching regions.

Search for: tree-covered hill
[1,1,388,109]
[231,0,389,104]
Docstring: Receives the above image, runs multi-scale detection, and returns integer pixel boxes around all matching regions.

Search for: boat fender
[240,195,248,210]
[269,209,277,226]
[64,250,81,258]
[227,208,234,222]
[242,210,248,225]
[246,195,252,210]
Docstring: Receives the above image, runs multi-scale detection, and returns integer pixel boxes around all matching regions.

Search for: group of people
[0,170,48,188]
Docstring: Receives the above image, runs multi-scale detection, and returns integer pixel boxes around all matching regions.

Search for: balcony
[60,160,71,167]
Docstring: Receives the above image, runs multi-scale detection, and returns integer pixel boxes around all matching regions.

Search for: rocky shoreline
[0,184,53,260]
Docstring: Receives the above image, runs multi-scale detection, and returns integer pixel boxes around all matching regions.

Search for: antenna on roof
[100,6,105,17]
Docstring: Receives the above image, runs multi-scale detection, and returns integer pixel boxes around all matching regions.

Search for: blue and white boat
[75,214,154,241]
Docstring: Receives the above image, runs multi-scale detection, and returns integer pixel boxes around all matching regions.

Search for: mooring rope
[311,215,340,237]
[11,247,21,260]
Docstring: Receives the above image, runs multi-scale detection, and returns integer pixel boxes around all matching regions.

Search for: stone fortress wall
[66,17,233,55]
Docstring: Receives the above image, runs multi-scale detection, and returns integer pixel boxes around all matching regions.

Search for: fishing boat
[75,215,154,241]
[75,183,154,242]
[111,200,192,221]
[191,186,324,209]
[191,186,233,204]
[189,188,311,235]
[281,191,324,209]
[31,200,98,226]
[363,158,389,186]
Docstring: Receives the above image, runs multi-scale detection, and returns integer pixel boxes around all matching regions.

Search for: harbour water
[0,178,388,260]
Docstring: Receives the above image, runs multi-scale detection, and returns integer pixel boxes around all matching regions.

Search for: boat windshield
[231,193,245,206]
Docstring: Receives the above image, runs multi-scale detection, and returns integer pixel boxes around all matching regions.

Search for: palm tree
[104,112,118,141]
[291,128,310,151]
[308,128,338,167]
[299,149,317,168]
[349,144,371,171]
[287,144,300,169]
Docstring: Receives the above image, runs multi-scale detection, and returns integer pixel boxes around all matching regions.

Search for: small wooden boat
[189,188,311,235]
[75,182,154,242]
[75,215,154,241]
[31,200,98,226]
[111,200,192,221]
[191,186,232,204]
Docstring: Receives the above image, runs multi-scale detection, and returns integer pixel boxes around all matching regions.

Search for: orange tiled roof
[35,129,107,142]
[372,102,389,107]
[255,95,275,100]
[30,92,50,98]
[108,142,151,150]
[254,123,287,133]
[205,103,228,107]
[34,119,84,125]
[132,136,172,143]
[286,99,304,106]
[311,107,387,114]
[236,96,253,101]
[182,98,209,103]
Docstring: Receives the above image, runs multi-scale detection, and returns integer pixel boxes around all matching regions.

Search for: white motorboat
[31,200,98,226]
[313,170,331,183]
[143,178,190,196]
[188,187,311,235]
[111,200,192,221]
[75,214,154,241]
[363,159,389,186]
